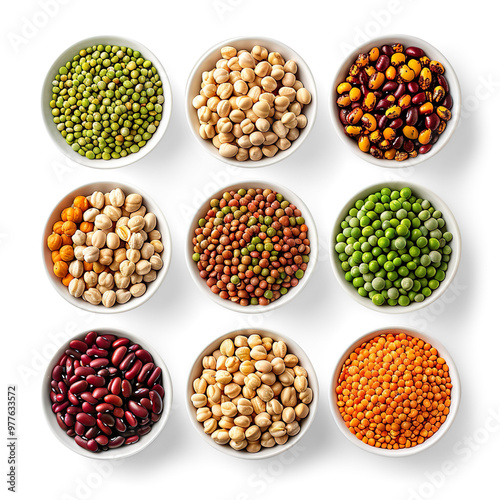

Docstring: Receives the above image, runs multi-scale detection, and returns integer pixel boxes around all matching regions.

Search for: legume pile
[50,44,164,160]
[50,331,165,453]
[192,188,311,306]
[46,187,164,307]
[336,331,452,450]
[191,333,313,453]
[336,43,453,161]
[334,187,453,307]
[192,44,312,161]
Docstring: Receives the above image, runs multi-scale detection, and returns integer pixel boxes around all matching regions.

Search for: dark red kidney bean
[67,428,76,437]
[394,84,406,99]
[108,367,118,376]
[92,388,108,400]
[403,140,415,153]
[375,98,391,111]
[125,360,143,381]
[96,336,111,350]
[149,390,163,414]
[65,357,73,376]
[151,384,164,399]
[147,367,161,387]
[376,54,390,71]
[55,393,66,402]
[360,84,370,96]
[66,405,82,415]
[96,403,114,412]
[51,380,59,391]
[111,346,127,367]
[419,144,433,154]
[89,358,109,369]
[104,395,123,407]
[113,408,125,418]
[133,388,149,399]
[95,435,108,446]
[58,353,68,366]
[87,348,108,357]
[110,377,121,395]
[125,411,138,427]
[67,393,80,405]
[76,413,96,427]
[74,422,85,436]
[392,135,404,150]
[128,344,140,352]
[56,412,68,431]
[64,414,75,427]
[102,334,116,342]
[425,113,440,131]
[97,369,110,378]
[75,367,95,378]
[382,81,398,93]
[140,398,153,412]
[112,338,130,348]
[137,426,151,436]
[405,46,425,58]
[68,375,79,385]
[65,348,82,360]
[150,412,160,423]
[115,418,127,433]
[135,349,153,364]
[407,82,420,94]
[81,402,95,413]
[339,109,349,125]
[96,419,113,436]
[119,353,135,372]
[52,365,64,381]
[58,381,68,394]
[80,354,92,366]
[411,92,427,105]
[137,363,154,383]
[85,426,98,439]
[430,133,440,145]
[381,45,394,56]
[70,340,88,352]
[437,75,449,92]
[99,413,115,427]
[86,375,106,387]
[359,71,368,85]
[378,115,388,129]
[442,94,453,109]
[50,391,58,404]
[85,332,97,346]
[406,107,418,126]
[86,439,98,452]
[128,401,148,418]
[389,118,403,129]
[75,435,88,450]
[108,436,125,449]
[373,91,383,100]
[80,391,97,404]
[121,380,132,399]
[125,436,139,445]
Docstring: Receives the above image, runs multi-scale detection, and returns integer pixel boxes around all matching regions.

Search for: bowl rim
[185,327,319,460]
[329,33,462,168]
[42,326,173,460]
[185,35,318,169]
[42,180,172,314]
[41,35,172,170]
[329,180,462,313]
[185,179,318,313]
[328,326,461,457]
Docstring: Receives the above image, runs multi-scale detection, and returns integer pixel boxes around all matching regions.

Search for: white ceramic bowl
[186,181,318,313]
[186,328,319,460]
[329,326,460,457]
[330,181,461,313]
[330,34,461,168]
[42,36,172,169]
[42,327,173,460]
[42,181,172,313]
[185,36,317,168]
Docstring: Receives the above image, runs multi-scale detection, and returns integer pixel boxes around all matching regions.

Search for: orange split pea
[336,331,452,450]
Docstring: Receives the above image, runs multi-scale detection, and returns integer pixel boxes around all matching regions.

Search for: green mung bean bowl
[42,36,172,169]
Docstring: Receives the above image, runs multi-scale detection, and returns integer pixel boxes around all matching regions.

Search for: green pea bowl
[41,36,172,169]
[330,182,461,313]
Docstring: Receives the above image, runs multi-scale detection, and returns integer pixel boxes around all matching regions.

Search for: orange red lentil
[335,331,452,450]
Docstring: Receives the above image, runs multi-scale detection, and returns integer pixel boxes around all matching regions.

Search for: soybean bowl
[186,328,319,459]
[329,327,460,457]
[330,181,461,313]
[42,181,172,313]
[330,34,461,168]
[186,181,318,313]
[186,36,317,168]
[42,35,172,169]
[43,327,173,459]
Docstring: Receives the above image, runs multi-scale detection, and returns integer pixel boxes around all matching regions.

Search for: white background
[1,1,499,499]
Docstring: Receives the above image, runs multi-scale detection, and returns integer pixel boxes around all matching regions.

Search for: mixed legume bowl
[40,34,464,459]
